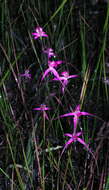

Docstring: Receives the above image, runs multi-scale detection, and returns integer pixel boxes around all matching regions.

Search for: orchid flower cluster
[32,26,78,93]
[31,26,95,157]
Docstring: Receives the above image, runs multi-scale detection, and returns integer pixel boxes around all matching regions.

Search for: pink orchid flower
[61,132,93,157]
[32,27,48,39]
[53,71,78,93]
[20,70,31,79]
[60,105,94,134]
[48,60,63,68]
[43,48,56,58]
[33,104,50,120]
[41,60,63,81]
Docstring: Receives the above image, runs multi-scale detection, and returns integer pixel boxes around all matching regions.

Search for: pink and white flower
[61,132,93,156]
[43,48,56,58]
[32,27,48,39]
[33,104,50,120]
[53,71,78,93]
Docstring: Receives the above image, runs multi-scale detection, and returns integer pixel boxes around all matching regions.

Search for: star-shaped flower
[32,27,48,39]
[61,132,93,157]
[53,71,78,93]
[60,105,94,134]
[33,104,50,120]
[41,60,63,81]
[43,48,56,58]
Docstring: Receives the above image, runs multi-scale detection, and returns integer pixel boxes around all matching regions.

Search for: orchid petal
[77,137,89,148]
[76,132,82,136]
[48,60,63,68]
[64,133,73,138]
[68,75,78,79]
[33,108,42,110]
[75,105,81,112]
[62,86,65,93]
[52,77,59,81]
[50,68,60,80]
[64,138,75,147]
[20,73,31,79]
[60,113,75,118]
[42,34,48,37]
[61,138,75,156]
[80,112,94,116]
[77,137,93,155]
[33,104,50,111]
[43,48,56,58]
[41,68,51,80]
[62,79,68,86]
